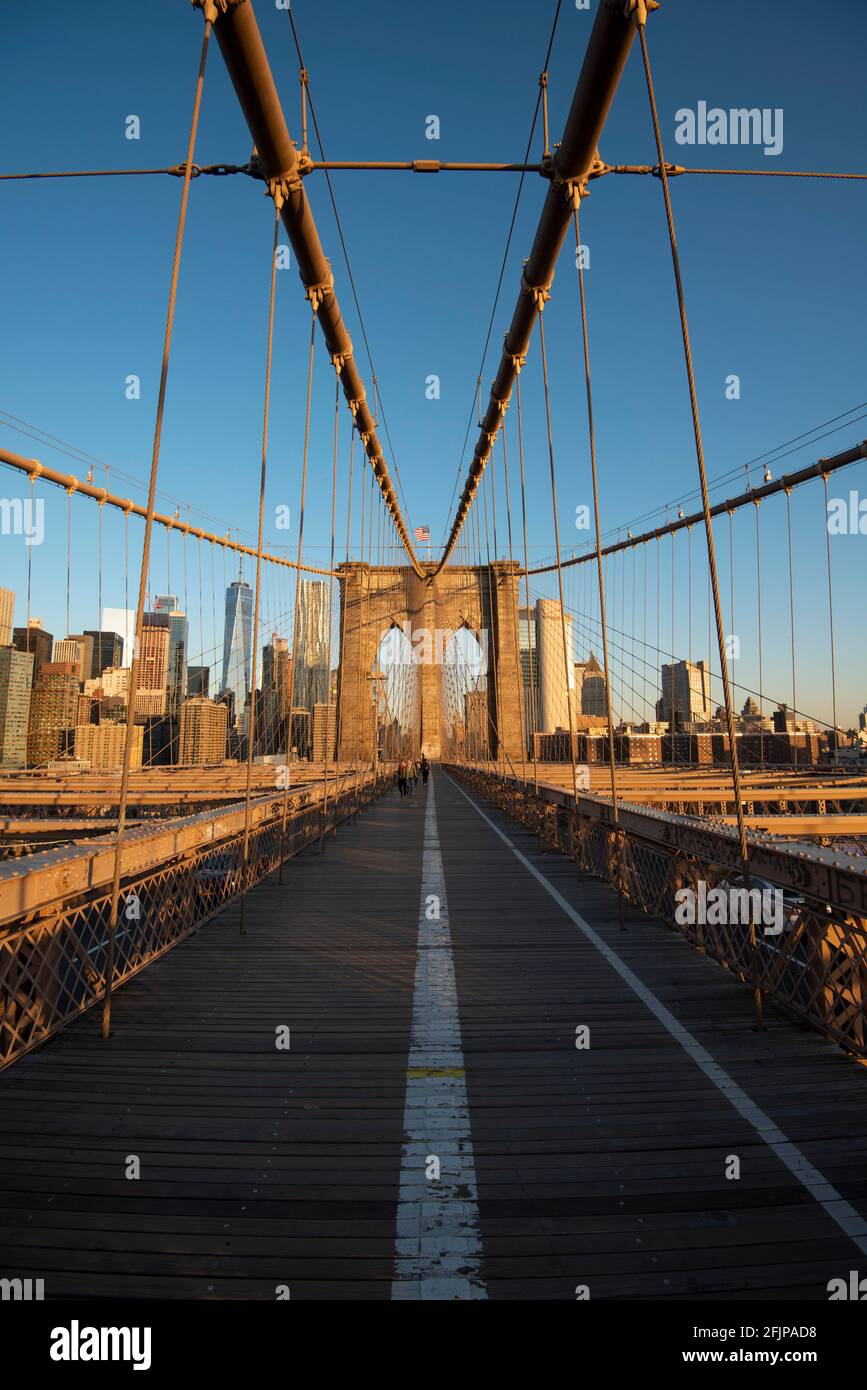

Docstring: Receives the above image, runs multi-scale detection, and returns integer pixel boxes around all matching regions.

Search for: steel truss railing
[447,764,867,1058]
[0,767,391,1070]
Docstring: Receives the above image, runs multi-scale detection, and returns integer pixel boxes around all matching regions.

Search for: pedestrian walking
[420,755,430,786]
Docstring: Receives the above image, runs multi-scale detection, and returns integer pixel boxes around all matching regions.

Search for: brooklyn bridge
[0,0,865,1308]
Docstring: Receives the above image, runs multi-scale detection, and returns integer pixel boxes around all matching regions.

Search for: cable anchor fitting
[619,0,660,27]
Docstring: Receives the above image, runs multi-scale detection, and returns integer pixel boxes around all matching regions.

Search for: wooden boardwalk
[1,768,866,1300]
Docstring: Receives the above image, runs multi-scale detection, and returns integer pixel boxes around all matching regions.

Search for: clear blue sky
[1,0,865,725]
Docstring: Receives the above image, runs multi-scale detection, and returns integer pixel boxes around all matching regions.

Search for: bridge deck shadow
[0,770,864,1300]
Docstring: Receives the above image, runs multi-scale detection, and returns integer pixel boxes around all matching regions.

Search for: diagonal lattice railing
[0,768,391,1070]
[448,764,867,1057]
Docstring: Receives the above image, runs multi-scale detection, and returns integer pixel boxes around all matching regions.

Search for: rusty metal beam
[203,0,422,577]
[437,1,640,570]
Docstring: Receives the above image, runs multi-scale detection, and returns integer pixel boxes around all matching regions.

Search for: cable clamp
[347,394,365,417]
[190,0,243,19]
[331,350,351,376]
[618,0,659,26]
[167,162,202,179]
[652,161,686,179]
[522,272,551,310]
[305,268,334,312]
[265,175,289,209]
[493,396,510,417]
[65,480,79,497]
[507,350,527,374]
[269,167,303,204]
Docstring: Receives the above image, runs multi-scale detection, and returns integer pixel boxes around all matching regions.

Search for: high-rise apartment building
[53,634,93,683]
[0,588,14,645]
[13,623,53,680]
[134,613,170,720]
[84,666,130,700]
[0,647,33,767]
[220,580,253,728]
[311,701,337,763]
[27,662,79,766]
[178,696,228,765]
[74,722,143,771]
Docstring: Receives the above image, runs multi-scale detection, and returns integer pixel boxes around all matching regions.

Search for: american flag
[414,525,430,543]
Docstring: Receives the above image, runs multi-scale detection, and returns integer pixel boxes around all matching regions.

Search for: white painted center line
[391,770,486,1300]
[445,771,867,1261]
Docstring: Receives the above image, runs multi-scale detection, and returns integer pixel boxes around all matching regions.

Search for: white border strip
[445,772,867,1259]
[391,771,486,1300]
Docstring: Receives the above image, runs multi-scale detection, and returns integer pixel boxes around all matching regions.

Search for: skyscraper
[101,607,134,662]
[535,598,575,732]
[13,622,53,680]
[84,629,124,679]
[262,635,291,753]
[660,659,711,728]
[220,580,253,727]
[187,665,210,698]
[518,606,539,747]
[153,596,188,714]
[0,588,14,645]
[580,653,608,718]
[294,581,329,710]
[0,647,33,767]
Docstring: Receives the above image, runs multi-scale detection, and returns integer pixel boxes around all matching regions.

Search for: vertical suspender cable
[279,312,317,883]
[636,16,760,1025]
[102,13,213,1038]
[785,487,798,731]
[573,200,624,922]
[754,499,765,768]
[515,373,539,793]
[239,203,281,937]
[537,311,580,807]
[822,473,839,764]
[321,369,341,848]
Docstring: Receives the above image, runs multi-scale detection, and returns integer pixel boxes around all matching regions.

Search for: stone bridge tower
[335,561,524,762]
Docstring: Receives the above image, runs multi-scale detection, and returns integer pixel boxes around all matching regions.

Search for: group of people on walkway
[396,755,429,797]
